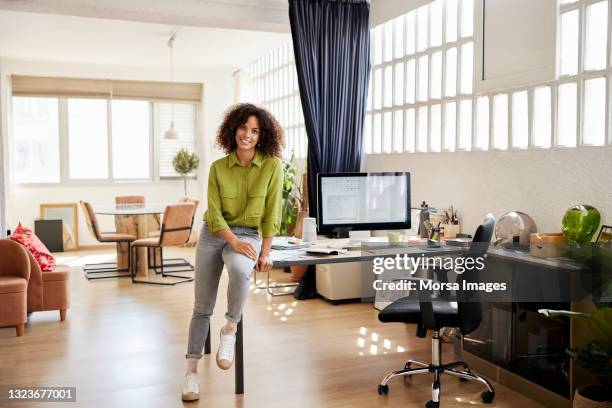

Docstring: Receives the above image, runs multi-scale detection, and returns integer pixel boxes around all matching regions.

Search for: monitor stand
[330,227,352,239]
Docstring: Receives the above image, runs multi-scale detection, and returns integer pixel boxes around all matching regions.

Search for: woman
[182,103,284,401]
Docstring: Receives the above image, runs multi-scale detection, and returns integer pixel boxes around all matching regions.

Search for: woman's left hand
[256,255,273,273]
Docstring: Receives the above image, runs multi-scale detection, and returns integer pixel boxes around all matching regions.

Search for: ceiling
[0,0,425,71]
[0,9,292,71]
[0,0,290,32]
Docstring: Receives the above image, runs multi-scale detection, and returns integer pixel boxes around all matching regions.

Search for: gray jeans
[185,222,262,360]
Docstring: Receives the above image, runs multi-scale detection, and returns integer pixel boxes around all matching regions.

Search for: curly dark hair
[215,103,284,158]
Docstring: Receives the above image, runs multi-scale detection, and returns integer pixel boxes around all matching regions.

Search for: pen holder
[442,224,461,239]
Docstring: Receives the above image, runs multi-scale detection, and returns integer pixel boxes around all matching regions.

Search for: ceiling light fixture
[164,27,181,140]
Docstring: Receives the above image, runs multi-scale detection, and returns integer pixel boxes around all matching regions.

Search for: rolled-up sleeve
[261,159,283,238]
[205,164,230,233]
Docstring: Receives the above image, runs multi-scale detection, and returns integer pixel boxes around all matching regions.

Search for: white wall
[0,59,232,245]
[370,0,431,26]
[363,147,612,235]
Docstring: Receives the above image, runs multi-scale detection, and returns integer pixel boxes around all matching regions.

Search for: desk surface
[271,239,463,267]
[487,246,584,271]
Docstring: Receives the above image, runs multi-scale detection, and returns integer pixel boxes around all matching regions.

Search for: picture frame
[40,203,79,251]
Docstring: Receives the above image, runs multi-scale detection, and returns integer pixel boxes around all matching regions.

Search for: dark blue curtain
[289,0,370,299]
[289,0,371,219]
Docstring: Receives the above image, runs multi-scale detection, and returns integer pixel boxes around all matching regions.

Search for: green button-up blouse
[204,150,283,238]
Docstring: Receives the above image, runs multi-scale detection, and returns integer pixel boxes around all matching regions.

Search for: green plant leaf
[589,308,612,354]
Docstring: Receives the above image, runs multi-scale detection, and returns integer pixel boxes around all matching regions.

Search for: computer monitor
[316,172,411,237]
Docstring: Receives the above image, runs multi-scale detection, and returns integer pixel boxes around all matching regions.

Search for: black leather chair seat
[378,296,461,329]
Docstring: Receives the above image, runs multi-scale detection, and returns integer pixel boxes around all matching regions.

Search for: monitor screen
[317,172,411,233]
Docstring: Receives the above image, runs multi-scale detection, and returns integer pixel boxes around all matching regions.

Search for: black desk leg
[205,325,211,355]
[235,318,244,394]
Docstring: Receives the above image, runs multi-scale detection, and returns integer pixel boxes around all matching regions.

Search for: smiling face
[235,115,261,153]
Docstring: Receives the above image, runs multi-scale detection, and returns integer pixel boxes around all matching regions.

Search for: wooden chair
[79,201,136,279]
[130,203,196,285]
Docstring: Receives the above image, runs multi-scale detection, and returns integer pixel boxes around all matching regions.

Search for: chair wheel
[481,390,495,403]
[425,400,440,408]
[378,384,389,395]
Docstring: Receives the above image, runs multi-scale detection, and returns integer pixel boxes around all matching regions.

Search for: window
[584,2,608,71]
[582,77,606,146]
[557,82,577,147]
[560,10,579,76]
[11,97,60,183]
[158,103,197,178]
[533,86,552,148]
[68,99,109,179]
[492,94,508,150]
[366,0,475,154]
[11,96,197,184]
[112,100,151,179]
[511,91,528,149]
[241,43,307,159]
[363,0,612,155]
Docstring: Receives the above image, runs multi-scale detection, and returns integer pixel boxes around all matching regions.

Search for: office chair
[377,215,496,408]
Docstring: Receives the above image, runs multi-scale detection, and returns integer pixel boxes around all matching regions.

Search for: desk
[462,246,589,408]
[95,204,164,277]
[228,240,463,394]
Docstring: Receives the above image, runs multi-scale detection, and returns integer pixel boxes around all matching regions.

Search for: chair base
[84,262,131,280]
[129,246,193,286]
[378,332,495,407]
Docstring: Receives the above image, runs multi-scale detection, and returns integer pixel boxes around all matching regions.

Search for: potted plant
[279,153,308,282]
[280,152,301,237]
[539,305,612,407]
[172,148,200,196]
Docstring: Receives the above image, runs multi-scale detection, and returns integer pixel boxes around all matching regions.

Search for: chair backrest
[115,196,145,208]
[179,196,200,213]
[0,239,31,281]
[159,203,196,246]
[456,214,496,335]
[79,201,102,242]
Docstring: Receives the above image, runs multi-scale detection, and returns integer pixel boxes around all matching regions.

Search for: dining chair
[115,196,145,207]
[79,201,136,280]
[149,196,200,273]
[130,202,196,285]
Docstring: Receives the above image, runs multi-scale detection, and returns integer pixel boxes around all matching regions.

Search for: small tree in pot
[172,148,200,196]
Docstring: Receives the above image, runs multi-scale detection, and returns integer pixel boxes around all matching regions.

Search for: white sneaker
[216,328,236,370]
[181,373,199,401]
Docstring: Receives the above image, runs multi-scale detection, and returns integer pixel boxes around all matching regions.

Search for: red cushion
[9,223,57,271]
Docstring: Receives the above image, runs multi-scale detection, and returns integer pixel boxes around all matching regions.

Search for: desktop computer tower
[316,261,376,303]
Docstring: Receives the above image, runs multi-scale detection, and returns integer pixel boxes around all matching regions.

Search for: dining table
[94,204,166,278]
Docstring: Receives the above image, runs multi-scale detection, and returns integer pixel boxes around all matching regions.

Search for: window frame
[364,0,612,155]
[365,0,476,154]
[11,97,199,186]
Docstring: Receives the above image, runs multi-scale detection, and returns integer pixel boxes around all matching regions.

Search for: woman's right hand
[231,240,258,261]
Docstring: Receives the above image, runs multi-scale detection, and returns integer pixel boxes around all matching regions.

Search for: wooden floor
[0,247,543,408]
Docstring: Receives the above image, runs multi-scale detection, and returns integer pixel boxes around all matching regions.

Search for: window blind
[157,103,198,178]
[11,75,202,102]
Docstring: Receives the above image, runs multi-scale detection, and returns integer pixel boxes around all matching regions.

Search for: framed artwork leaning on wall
[40,203,79,251]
